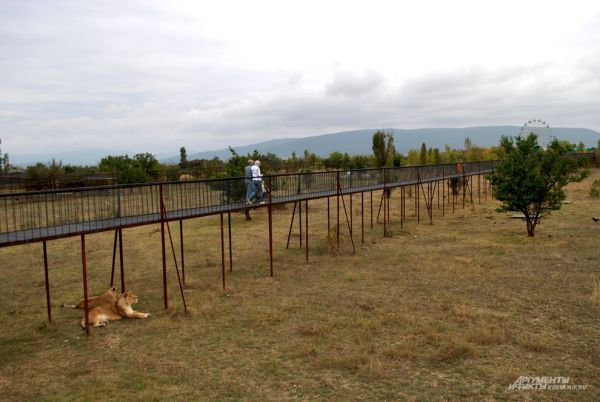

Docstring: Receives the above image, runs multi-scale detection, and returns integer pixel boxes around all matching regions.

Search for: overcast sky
[1,0,600,156]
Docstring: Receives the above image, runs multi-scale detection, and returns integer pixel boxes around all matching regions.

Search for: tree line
[1,132,598,187]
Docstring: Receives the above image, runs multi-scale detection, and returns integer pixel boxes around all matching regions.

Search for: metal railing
[0,161,497,246]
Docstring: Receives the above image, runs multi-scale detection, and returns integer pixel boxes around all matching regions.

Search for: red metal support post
[159,184,168,309]
[478,162,481,204]
[370,190,373,229]
[180,220,186,282]
[227,212,232,272]
[163,217,188,314]
[118,228,125,293]
[442,168,445,217]
[383,168,387,237]
[81,234,89,336]
[298,199,302,248]
[42,240,51,323]
[336,172,340,249]
[338,182,356,254]
[349,193,353,234]
[268,176,274,277]
[305,199,308,262]
[110,229,117,287]
[220,213,226,289]
[361,192,364,244]
[462,166,466,209]
[286,201,297,249]
[400,186,404,228]
[415,173,422,224]
[327,197,330,234]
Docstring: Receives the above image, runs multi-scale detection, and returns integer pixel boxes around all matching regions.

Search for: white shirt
[251,165,262,181]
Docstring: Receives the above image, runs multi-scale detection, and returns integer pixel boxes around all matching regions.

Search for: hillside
[175,126,599,162]
[10,126,598,166]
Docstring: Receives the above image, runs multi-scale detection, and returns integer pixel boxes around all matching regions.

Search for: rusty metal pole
[350,193,353,234]
[370,190,373,229]
[417,172,421,224]
[437,178,440,209]
[339,190,356,254]
[427,182,431,220]
[447,176,450,206]
[180,220,186,282]
[305,199,308,262]
[400,186,404,228]
[442,168,445,217]
[383,168,387,237]
[358,190,365,242]
[81,234,89,336]
[220,213,226,289]
[42,240,51,323]
[160,184,168,309]
[470,175,474,208]
[164,219,188,314]
[414,170,418,217]
[452,178,456,213]
[118,228,124,293]
[298,199,302,248]
[327,197,330,234]
[462,166,466,209]
[286,202,297,249]
[478,162,481,204]
[227,212,232,272]
[110,230,117,287]
[268,176,274,277]
[336,172,340,248]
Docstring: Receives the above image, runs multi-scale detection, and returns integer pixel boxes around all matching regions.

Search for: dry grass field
[1,171,599,401]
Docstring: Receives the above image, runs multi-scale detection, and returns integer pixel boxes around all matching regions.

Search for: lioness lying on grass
[81,290,149,329]
[62,287,117,309]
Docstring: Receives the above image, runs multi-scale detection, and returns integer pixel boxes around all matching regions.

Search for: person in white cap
[245,159,254,203]
[249,160,263,203]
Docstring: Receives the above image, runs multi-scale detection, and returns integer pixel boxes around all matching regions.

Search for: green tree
[99,154,152,184]
[327,152,344,169]
[489,133,588,236]
[179,147,188,167]
[419,143,427,165]
[443,144,456,163]
[372,130,395,167]
[596,139,600,166]
[406,149,420,165]
[433,148,442,164]
[133,153,160,180]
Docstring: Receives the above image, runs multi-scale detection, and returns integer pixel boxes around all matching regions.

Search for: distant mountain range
[9,126,599,166]
[169,126,599,163]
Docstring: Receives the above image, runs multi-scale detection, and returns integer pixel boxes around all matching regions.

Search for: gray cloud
[1,2,599,158]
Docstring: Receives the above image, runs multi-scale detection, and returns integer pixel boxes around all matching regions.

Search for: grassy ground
[0,171,599,401]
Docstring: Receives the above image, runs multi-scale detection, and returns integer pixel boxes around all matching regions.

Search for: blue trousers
[248,180,263,201]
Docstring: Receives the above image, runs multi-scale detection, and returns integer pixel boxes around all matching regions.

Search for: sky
[1,0,600,157]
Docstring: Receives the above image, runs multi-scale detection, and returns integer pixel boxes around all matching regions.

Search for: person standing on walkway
[245,159,254,203]
[250,160,263,203]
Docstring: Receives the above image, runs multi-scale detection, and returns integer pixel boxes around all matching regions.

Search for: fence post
[268,176,273,277]
[159,184,168,308]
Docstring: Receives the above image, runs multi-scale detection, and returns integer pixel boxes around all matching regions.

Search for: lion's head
[121,290,138,305]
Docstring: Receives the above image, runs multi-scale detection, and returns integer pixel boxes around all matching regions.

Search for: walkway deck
[0,163,495,247]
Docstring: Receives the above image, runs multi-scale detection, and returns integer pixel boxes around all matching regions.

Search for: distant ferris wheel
[520,118,554,148]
